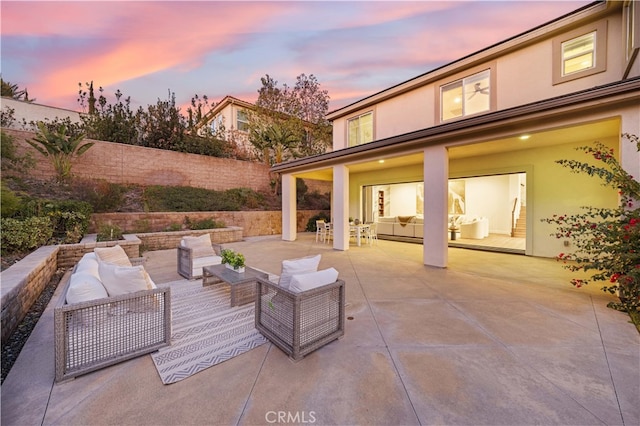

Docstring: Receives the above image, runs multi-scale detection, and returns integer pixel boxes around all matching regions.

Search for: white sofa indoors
[54,245,171,382]
[451,215,490,239]
[376,216,423,238]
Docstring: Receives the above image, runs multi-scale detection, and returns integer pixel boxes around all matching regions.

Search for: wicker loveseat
[54,246,171,382]
[255,255,345,360]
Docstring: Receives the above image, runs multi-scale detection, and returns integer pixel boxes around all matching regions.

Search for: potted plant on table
[220,248,246,273]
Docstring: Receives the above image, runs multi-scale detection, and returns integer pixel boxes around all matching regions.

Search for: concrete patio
[2,234,639,425]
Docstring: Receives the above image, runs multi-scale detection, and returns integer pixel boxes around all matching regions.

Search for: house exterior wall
[1,97,81,129]
[331,5,628,150]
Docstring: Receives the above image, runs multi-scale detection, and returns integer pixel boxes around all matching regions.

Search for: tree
[248,73,331,164]
[27,121,94,183]
[1,78,35,102]
[542,133,640,317]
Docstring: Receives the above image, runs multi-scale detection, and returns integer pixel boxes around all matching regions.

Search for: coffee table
[202,264,269,307]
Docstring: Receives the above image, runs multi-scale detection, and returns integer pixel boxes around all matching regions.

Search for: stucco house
[196,95,255,155]
[273,0,640,268]
[0,97,82,129]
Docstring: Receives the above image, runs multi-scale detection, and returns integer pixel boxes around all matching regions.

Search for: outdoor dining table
[350,223,370,247]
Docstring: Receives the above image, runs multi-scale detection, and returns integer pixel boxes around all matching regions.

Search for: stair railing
[511,197,521,237]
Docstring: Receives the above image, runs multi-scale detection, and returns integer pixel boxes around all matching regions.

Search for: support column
[423,146,448,267]
[333,165,349,250]
[620,108,640,183]
[281,174,296,241]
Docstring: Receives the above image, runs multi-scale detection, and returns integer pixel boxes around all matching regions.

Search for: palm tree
[27,122,93,182]
[1,78,35,102]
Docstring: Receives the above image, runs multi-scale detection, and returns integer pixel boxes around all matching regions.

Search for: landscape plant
[542,133,639,322]
[27,121,94,183]
[220,248,245,270]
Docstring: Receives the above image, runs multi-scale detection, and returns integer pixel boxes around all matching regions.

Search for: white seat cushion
[191,255,222,276]
[290,268,339,292]
[181,234,216,258]
[278,254,321,290]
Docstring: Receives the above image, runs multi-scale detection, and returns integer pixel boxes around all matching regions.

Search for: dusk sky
[1,1,593,114]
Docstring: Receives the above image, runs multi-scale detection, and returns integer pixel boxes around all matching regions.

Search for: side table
[202,264,269,307]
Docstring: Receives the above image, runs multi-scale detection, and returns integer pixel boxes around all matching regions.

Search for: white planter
[225,263,245,273]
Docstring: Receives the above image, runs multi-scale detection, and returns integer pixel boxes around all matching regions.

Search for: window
[348,111,373,146]
[624,0,639,78]
[552,21,607,85]
[440,69,490,122]
[236,110,249,132]
[561,32,596,76]
[210,115,223,133]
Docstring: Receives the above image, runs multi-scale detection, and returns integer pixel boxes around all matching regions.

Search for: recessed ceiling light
[519,134,531,140]
[378,160,385,164]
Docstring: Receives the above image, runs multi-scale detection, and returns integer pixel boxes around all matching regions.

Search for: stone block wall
[136,227,243,251]
[2,128,272,192]
[90,210,328,236]
[1,246,58,345]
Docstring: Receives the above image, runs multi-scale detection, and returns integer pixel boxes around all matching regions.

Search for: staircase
[512,208,526,238]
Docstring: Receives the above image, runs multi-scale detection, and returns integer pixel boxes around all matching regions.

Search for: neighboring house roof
[195,95,255,130]
[326,0,605,121]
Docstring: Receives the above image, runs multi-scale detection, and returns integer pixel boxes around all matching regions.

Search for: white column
[332,165,349,250]
[620,108,640,184]
[281,174,296,241]
[423,146,448,267]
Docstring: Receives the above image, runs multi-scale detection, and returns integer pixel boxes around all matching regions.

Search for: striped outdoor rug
[151,279,268,384]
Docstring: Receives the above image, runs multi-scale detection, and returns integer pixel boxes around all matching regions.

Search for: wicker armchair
[255,277,345,360]
[177,234,222,279]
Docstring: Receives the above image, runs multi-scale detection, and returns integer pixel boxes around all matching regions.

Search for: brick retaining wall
[2,128,272,192]
[90,210,328,236]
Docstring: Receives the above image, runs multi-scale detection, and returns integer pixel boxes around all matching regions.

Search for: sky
[1,1,594,115]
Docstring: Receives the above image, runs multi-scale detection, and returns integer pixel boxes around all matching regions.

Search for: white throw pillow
[181,234,215,258]
[98,261,151,297]
[75,252,100,279]
[66,272,109,304]
[278,254,321,290]
[290,268,339,293]
[94,245,132,267]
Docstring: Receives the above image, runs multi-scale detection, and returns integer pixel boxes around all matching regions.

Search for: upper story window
[552,21,607,85]
[440,69,490,122]
[210,115,223,133]
[561,32,596,76]
[624,0,639,78]
[348,111,373,146]
[236,110,249,132]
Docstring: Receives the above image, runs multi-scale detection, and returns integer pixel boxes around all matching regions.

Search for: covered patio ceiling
[293,117,620,182]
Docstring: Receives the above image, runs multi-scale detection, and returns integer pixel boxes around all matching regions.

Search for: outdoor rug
[151,279,268,384]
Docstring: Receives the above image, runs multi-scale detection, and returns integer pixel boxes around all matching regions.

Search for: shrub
[1,216,53,253]
[1,182,22,218]
[306,212,331,232]
[73,179,130,213]
[188,217,225,230]
[542,133,639,315]
[96,223,123,242]
[144,186,267,212]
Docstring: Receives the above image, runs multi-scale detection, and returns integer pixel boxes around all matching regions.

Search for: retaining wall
[90,210,327,236]
[0,227,243,345]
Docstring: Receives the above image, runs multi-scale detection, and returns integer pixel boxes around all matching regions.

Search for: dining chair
[324,222,333,244]
[315,220,326,242]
